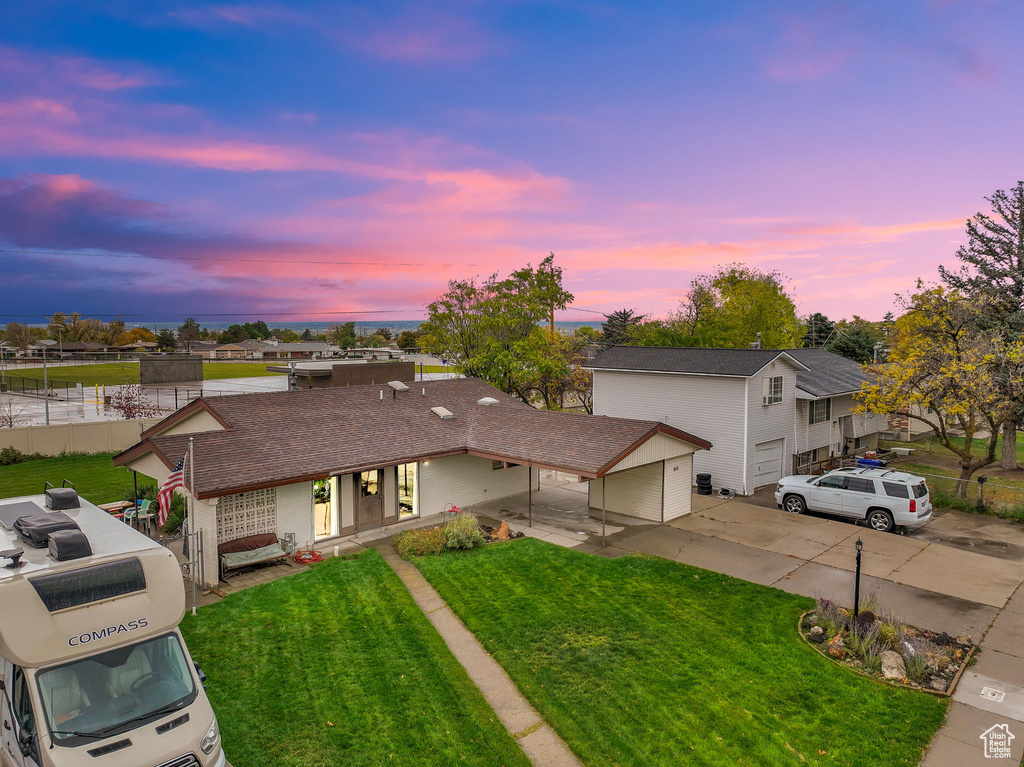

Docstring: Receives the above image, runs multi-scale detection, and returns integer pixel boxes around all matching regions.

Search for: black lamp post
[853,538,863,620]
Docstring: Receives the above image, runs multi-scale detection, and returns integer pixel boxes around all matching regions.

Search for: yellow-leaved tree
[856,286,1024,497]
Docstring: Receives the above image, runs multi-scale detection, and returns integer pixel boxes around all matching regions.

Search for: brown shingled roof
[114,378,711,499]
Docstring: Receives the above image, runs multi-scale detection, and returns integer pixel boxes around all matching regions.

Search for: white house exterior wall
[793,400,838,455]
[743,359,802,494]
[276,481,315,548]
[419,454,539,517]
[593,370,746,494]
[606,432,698,473]
[662,455,692,520]
[588,462,663,521]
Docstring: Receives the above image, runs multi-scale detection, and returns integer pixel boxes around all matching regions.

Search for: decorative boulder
[827,635,847,659]
[856,610,876,626]
[808,626,825,643]
[881,650,907,680]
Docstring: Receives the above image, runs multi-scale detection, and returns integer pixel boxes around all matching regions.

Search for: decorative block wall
[216,488,278,543]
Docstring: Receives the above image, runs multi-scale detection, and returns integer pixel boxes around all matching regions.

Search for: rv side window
[12,667,39,760]
[30,558,147,612]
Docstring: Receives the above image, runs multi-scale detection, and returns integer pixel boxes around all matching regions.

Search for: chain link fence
[0,375,85,402]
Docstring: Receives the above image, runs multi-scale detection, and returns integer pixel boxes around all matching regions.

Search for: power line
[0,311,412,319]
[0,248,474,268]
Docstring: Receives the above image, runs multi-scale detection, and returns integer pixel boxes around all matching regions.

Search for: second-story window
[763,376,783,405]
[809,398,831,425]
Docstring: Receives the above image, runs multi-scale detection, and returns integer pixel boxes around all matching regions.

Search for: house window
[854,436,867,450]
[398,463,418,520]
[314,477,338,539]
[796,450,814,470]
[809,398,832,425]
[763,376,783,405]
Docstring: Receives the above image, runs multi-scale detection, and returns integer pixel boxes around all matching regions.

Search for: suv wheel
[867,509,895,533]
[783,494,807,514]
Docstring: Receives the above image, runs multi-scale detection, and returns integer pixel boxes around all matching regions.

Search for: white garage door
[754,438,785,488]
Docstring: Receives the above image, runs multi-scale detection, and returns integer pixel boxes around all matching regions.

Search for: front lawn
[415,539,947,766]
[6,362,284,386]
[180,551,529,767]
[0,452,136,503]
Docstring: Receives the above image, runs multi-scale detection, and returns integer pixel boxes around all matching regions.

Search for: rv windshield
[37,633,196,747]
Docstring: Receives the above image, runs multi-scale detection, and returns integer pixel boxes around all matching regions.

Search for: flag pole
[189,437,197,617]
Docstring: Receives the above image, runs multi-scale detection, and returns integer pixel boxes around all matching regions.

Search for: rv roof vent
[44,480,79,511]
[477,397,499,406]
[389,381,410,392]
[48,528,93,562]
[431,406,455,420]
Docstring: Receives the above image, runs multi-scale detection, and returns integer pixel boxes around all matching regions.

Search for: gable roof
[785,347,869,398]
[114,378,711,499]
[586,346,809,377]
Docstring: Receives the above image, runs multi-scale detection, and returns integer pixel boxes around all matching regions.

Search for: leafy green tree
[421,254,573,402]
[301,328,314,341]
[177,317,201,352]
[326,322,356,349]
[626,319,695,347]
[679,264,802,348]
[827,327,876,363]
[395,330,420,349]
[102,316,126,346]
[155,328,177,350]
[940,181,1024,469]
[801,313,835,347]
[219,324,247,344]
[601,309,646,346]
[242,320,271,339]
[374,327,393,342]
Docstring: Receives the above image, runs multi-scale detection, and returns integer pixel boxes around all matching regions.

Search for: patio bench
[218,533,291,580]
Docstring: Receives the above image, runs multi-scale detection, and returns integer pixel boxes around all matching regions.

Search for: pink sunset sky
[1,1,1022,324]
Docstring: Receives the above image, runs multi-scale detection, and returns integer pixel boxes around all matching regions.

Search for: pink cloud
[349,12,494,63]
[0,46,161,92]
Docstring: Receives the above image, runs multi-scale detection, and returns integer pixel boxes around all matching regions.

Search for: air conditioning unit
[762,396,772,405]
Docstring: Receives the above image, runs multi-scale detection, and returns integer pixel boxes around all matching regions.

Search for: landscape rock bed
[480,521,526,543]
[799,597,975,695]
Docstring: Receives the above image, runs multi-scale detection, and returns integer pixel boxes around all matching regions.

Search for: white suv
[774,467,932,533]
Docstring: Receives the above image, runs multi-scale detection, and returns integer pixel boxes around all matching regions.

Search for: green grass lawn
[0,453,139,503]
[884,434,1024,465]
[415,539,947,766]
[180,551,529,767]
[4,362,284,386]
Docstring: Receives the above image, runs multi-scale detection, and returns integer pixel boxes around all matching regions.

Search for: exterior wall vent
[431,406,455,420]
[388,381,409,392]
[477,397,499,406]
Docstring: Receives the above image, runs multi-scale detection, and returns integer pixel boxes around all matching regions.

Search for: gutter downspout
[742,378,749,495]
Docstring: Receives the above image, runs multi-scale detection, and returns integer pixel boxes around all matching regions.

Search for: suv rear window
[882,482,909,498]
[846,477,875,493]
[912,482,928,498]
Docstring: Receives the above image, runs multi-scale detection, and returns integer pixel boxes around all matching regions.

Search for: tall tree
[177,317,201,352]
[858,287,1024,496]
[395,329,420,349]
[3,322,33,350]
[679,264,803,348]
[102,316,126,346]
[326,322,356,349]
[421,254,573,402]
[801,312,835,347]
[301,328,314,341]
[601,309,646,346]
[155,328,177,350]
[940,181,1024,469]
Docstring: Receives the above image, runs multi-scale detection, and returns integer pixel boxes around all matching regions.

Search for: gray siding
[593,370,745,494]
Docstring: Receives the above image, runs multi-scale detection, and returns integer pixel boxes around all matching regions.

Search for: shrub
[443,512,485,551]
[395,527,446,559]
[815,597,847,638]
[0,447,44,465]
[900,635,939,682]
[161,495,186,534]
[877,620,902,650]
[846,621,880,660]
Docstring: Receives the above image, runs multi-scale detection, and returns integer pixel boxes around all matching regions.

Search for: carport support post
[529,466,534,527]
[853,538,863,620]
[602,476,607,548]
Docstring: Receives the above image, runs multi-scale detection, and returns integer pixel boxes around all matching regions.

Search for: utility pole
[43,345,50,425]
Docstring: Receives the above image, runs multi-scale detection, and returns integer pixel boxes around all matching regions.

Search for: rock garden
[800,596,975,694]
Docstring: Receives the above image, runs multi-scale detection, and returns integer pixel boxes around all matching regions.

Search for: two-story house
[586,346,886,495]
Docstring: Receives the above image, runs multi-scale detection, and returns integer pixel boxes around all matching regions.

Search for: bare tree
[0,394,32,428]
[107,385,162,419]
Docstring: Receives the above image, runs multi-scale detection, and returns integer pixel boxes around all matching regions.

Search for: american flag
[157,456,186,527]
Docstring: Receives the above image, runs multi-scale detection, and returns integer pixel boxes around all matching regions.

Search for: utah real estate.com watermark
[981,724,1015,759]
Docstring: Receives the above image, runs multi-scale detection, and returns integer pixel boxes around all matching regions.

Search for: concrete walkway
[369,541,581,767]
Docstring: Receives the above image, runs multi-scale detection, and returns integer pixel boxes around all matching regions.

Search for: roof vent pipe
[422,388,426,396]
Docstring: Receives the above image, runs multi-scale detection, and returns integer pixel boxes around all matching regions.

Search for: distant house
[586,346,886,495]
[114,378,710,587]
[259,341,340,359]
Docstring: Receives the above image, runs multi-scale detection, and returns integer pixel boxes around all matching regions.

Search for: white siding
[743,359,802,494]
[276,481,314,548]
[594,370,743,494]
[339,474,355,529]
[419,454,539,518]
[607,432,697,473]
[793,399,838,456]
[128,452,171,484]
[662,455,692,521]
[588,462,663,522]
